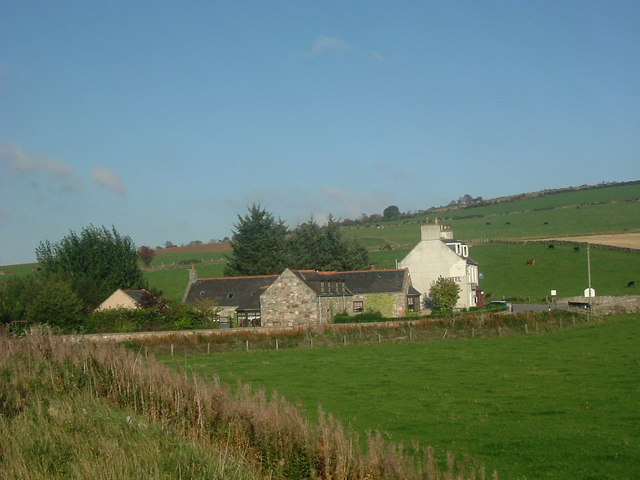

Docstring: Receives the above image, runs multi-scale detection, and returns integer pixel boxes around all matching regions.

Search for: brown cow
[526,259,536,265]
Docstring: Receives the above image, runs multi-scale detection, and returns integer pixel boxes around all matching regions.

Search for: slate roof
[184,275,278,311]
[123,289,148,303]
[292,269,413,296]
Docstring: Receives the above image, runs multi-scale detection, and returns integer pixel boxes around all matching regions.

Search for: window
[227,292,234,299]
[353,301,364,313]
[407,296,417,312]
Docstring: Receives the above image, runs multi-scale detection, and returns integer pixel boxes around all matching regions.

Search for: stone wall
[562,295,640,314]
[260,270,320,327]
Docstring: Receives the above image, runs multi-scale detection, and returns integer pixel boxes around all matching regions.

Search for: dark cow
[573,246,581,252]
[548,244,555,250]
[627,281,636,288]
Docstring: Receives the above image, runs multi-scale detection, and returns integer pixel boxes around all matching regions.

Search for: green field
[471,243,640,301]
[346,199,640,244]
[164,315,640,480]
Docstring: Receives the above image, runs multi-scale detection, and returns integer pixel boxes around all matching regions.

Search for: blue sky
[1,1,639,265]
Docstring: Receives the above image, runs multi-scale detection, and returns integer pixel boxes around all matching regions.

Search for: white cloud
[301,36,353,57]
[91,166,126,196]
[0,143,82,191]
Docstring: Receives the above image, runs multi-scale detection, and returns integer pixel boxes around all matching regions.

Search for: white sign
[550,290,557,296]
[584,288,596,298]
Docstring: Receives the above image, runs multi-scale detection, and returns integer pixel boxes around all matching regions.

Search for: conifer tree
[224,205,288,276]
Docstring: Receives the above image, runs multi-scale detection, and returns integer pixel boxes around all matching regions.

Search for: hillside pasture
[168,315,640,480]
[471,242,639,301]
[347,200,640,245]
[436,182,640,219]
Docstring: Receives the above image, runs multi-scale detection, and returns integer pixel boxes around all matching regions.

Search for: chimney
[181,265,198,303]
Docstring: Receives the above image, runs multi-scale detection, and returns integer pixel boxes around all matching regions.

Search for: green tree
[25,279,84,331]
[0,274,38,323]
[286,216,370,271]
[429,276,461,314]
[224,205,288,276]
[36,225,146,310]
[383,205,400,221]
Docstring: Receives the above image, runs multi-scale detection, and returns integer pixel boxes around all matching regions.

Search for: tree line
[224,205,370,276]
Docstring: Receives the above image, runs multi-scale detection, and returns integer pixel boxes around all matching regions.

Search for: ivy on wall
[363,294,396,317]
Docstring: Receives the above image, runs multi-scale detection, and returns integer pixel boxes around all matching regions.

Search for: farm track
[540,231,640,250]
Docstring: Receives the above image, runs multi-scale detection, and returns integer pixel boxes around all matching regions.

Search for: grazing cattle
[548,244,555,250]
[486,222,491,225]
[573,246,581,252]
[627,281,635,288]
[505,221,511,225]
[543,221,549,225]
[526,258,536,266]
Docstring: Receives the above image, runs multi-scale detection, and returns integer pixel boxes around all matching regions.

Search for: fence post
[207,343,210,354]
[276,338,279,350]
[525,324,528,335]
[343,335,347,346]
[171,344,174,356]
[245,340,249,351]
[442,329,448,340]
[378,333,381,343]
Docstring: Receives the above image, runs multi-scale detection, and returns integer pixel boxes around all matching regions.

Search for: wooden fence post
[171,344,174,356]
[276,338,279,350]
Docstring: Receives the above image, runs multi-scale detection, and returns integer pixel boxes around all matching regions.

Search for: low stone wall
[561,295,640,314]
[62,320,419,345]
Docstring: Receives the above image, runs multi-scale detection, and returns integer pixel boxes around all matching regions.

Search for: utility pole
[587,243,593,319]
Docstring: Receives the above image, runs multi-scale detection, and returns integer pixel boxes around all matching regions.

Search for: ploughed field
[161,315,640,480]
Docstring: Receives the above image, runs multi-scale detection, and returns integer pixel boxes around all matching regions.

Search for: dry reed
[1,329,494,479]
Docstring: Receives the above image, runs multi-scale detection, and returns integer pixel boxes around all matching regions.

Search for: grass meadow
[470,242,640,301]
[164,315,640,480]
[346,199,640,245]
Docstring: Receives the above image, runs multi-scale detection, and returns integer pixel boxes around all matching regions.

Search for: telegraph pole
[587,243,593,318]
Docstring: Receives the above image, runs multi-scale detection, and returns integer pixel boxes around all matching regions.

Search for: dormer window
[227,293,234,299]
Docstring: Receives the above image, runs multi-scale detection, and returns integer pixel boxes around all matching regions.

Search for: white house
[398,223,481,310]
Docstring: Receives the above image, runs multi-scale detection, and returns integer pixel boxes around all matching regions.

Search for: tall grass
[0,330,491,480]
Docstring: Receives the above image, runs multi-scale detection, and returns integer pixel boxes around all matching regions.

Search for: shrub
[334,310,386,324]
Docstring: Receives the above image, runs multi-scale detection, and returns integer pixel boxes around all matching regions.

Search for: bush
[25,279,84,331]
[334,310,386,324]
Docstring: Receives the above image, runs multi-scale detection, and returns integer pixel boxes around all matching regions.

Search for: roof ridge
[197,274,279,280]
